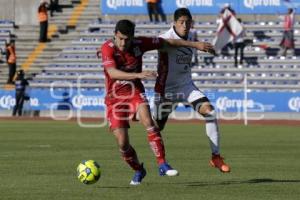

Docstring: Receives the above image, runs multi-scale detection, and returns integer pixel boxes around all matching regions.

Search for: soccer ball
[77,160,101,184]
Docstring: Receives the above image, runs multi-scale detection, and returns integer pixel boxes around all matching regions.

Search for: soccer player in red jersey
[100,19,214,185]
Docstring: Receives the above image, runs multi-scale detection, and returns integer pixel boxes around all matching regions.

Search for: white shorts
[163,81,206,103]
[153,82,208,130]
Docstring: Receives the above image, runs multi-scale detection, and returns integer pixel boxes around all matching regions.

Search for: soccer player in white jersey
[153,8,230,173]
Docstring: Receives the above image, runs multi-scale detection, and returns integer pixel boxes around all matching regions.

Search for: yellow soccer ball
[77,160,101,184]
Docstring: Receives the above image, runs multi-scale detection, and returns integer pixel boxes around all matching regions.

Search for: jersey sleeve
[158,31,169,39]
[101,43,116,70]
[139,37,164,53]
[158,31,173,52]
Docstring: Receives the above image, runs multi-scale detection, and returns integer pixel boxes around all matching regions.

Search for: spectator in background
[157,0,167,23]
[219,3,236,16]
[216,4,236,56]
[49,0,59,17]
[234,18,246,67]
[280,8,295,56]
[38,0,49,42]
[146,0,166,23]
[0,46,4,63]
[6,41,17,84]
[146,0,159,23]
[12,70,29,116]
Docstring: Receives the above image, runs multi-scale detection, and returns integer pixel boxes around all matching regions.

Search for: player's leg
[152,98,174,131]
[18,95,25,116]
[137,102,178,176]
[192,99,220,155]
[234,44,238,67]
[112,128,146,185]
[184,83,230,173]
[240,44,245,65]
[12,91,21,116]
[107,102,146,185]
[146,2,153,22]
[191,97,230,173]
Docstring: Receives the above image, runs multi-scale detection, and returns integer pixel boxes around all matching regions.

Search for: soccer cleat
[130,163,147,185]
[209,154,230,173]
[158,162,179,176]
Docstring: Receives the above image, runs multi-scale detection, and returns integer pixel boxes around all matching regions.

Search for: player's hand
[196,42,216,55]
[137,71,157,79]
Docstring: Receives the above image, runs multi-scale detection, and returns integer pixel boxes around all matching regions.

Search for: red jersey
[101,36,164,99]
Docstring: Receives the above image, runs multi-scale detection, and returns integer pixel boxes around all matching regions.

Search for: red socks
[147,126,166,165]
[120,145,141,171]
[121,126,166,170]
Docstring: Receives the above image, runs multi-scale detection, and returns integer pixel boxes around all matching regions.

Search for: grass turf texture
[0,120,300,200]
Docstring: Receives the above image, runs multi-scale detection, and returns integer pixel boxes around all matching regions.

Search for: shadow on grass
[96,186,131,189]
[175,178,300,187]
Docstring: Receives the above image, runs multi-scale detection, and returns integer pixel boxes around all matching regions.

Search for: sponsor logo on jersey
[176,54,192,64]
[108,42,114,47]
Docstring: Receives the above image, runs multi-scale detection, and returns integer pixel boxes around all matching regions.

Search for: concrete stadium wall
[15,0,40,25]
[0,0,15,21]
[0,0,40,25]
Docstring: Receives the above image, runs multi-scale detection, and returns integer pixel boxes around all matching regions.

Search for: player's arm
[106,68,157,80]
[162,39,216,55]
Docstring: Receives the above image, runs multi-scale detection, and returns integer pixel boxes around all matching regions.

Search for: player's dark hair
[174,8,192,21]
[115,19,135,36]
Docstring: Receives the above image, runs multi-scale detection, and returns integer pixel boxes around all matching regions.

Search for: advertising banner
[101,0,298,15]
[1,89,300,113]
[0,89,106,111]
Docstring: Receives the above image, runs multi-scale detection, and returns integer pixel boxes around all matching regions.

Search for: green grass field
[0,120,300,200]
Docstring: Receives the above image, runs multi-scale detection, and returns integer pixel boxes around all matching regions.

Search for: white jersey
[155,27,195,96]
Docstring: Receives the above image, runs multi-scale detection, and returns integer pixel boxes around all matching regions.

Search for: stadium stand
[27,17,300,90]
[0,20,15,61]
[0,0,99,86]
[0,0,299,91]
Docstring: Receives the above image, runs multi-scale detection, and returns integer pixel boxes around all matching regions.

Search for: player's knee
[202,109,217,122]
[191,97,210,112]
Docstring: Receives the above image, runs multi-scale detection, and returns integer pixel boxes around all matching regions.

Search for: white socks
[204,110,220,155]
